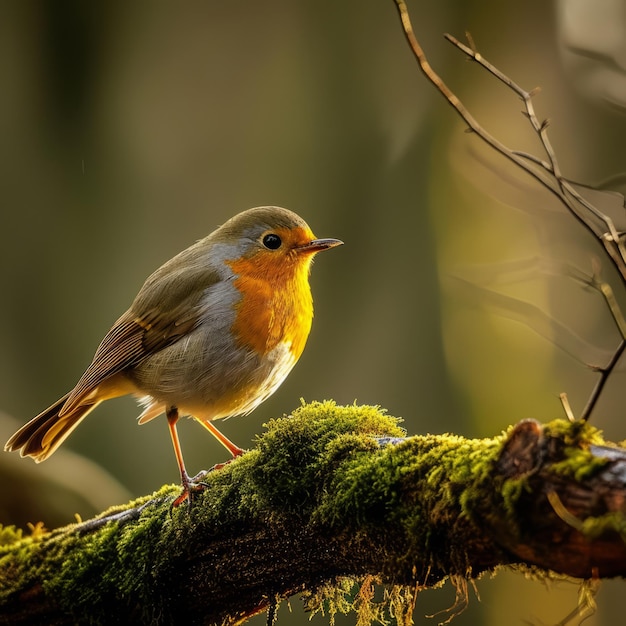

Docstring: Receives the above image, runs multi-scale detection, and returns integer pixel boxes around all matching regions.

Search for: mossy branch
[1,402,626,625]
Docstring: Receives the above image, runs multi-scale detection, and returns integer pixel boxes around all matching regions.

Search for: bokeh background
[2,0,626,623]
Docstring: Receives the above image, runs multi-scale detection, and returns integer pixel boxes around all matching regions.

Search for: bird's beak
[297,238,344,254]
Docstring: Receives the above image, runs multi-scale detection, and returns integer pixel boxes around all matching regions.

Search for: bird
[5,206,342,506]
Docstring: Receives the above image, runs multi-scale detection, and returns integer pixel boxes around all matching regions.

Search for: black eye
[262,233,282,250]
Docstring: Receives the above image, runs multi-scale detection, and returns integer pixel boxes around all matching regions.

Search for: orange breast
[227,251,314,362]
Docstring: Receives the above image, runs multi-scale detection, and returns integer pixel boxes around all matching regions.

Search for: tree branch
[393,0,626,421]
[1,402,626,625]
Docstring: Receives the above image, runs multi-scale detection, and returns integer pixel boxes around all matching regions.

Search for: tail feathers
[5,393,100,463]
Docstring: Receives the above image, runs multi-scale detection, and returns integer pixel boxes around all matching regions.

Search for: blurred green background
[2,0,626,623]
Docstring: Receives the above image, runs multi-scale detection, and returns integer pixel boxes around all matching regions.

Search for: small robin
[5,206,342,506]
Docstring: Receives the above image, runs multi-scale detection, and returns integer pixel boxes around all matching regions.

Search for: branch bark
[1,402,626,625]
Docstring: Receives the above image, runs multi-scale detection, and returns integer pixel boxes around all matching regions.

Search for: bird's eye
[262,233,282,250]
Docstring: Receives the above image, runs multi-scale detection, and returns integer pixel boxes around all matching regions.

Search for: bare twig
[393,0,626,421]
[580,338,626,421]
[393,1,557,195]
[564,262,626,420]
[559,393,576,423]
[442,32,626,269]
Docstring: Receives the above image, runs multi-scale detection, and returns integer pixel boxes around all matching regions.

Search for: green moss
[303,576,417,626]
[2,405,624,625]
[481,418,626,548]
[550,447,610,481]
[249,400,405,517]
[540,419,615,483]
[303,577,356,625]
[580,511,626,540]
[499,478,530,519]
[541,418,607,447]
[0,525,24,547]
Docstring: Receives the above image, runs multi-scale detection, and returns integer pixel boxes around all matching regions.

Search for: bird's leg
[198,418,246,468]
[166,406,208,509]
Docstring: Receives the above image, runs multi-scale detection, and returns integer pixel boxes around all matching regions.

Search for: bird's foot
[169,452,247,512]
[170,470,210,511]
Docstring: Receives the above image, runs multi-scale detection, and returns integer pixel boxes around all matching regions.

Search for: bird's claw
[170,470,210,512]
[169,458,239,512]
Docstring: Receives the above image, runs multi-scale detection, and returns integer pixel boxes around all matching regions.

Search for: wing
[61,254,227,414]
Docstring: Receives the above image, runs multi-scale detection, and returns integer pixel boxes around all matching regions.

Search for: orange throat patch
[227,249,314,361]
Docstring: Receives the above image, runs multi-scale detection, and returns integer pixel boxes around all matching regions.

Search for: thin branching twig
[393,0,626,421]
[442,33,626,275]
